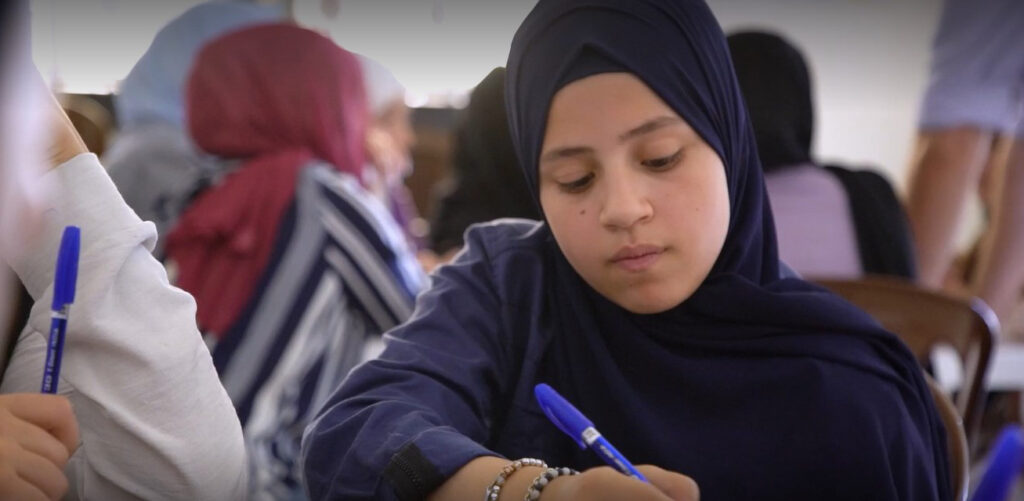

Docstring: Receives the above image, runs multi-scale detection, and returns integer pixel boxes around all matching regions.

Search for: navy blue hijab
[504,1,951,499]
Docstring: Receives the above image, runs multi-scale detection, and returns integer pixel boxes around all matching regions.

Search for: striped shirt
[208,163,425,500]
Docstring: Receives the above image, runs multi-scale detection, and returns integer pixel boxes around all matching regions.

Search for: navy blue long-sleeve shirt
[301,220,949,501]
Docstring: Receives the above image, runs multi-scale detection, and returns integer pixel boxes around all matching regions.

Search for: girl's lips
[614,252,661,272]
[610,245,663,272]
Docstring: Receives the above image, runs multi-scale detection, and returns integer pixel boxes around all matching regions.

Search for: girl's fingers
[637,465,700,501]
[8,415,73,468]
[14,447,70,500]
[4,394,79,454]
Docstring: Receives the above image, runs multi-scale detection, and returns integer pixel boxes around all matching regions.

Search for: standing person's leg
[972,137,1024,340]
[907,127,994,287]
[906,0,1024,288]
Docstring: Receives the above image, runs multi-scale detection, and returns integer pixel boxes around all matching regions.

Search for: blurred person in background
[358,54,428,252]
[944,153,1024,341]
[728,30,916,280]
[103,0,286,256]
[164,23,424,499]
[2,2,247,499]
[426,67,540,267]
[905,0,1024,340]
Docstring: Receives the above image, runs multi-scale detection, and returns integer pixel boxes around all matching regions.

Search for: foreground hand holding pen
[0,226,83,500]
[1,225,82,501]
[0,61,82,500]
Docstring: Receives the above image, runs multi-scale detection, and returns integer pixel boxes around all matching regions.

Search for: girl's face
[539,72,730,313]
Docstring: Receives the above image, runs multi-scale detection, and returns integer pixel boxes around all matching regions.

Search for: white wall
[710,0,943,190]
[292,0,537,108]
[30,0,206,94]
[32,0,944,179]
[34,0,973,241]
[709,0,985,247]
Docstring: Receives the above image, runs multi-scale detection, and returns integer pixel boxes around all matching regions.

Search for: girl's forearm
[427,456,546,501]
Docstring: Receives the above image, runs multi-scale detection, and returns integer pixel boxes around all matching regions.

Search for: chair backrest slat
[927,374,970,501]
[816,276,997,450]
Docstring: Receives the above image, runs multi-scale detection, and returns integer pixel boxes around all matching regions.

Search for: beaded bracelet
[523,467,580,500]
[484,458,548,501]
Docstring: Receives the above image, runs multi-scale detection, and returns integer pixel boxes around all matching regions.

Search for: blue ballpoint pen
[41,226,80,394]
[534,383,648,482]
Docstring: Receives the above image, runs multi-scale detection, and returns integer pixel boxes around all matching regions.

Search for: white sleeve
[0,154,247,500]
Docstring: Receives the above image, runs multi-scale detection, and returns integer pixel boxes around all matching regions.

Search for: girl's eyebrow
[617,116,682,142]
[541,146,592,164]
[540,116,683,165]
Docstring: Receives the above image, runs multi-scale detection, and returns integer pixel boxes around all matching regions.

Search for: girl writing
[302,1,951,499]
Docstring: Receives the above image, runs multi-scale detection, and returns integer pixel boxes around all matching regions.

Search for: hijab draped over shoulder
[165,24,367,337]
[506,0,951,498]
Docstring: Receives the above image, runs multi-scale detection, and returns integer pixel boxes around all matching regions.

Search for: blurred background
[30,0,964,245]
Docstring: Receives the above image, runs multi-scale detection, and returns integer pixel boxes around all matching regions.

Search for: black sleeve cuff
[384,442,445,501]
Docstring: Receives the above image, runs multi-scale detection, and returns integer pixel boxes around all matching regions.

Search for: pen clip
[51,226,80,311]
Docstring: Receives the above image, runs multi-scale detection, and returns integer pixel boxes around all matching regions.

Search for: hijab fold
[166,24,367,337]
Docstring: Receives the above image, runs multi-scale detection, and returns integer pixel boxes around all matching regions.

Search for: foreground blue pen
[41,226,80,394]
[534,383,648,482]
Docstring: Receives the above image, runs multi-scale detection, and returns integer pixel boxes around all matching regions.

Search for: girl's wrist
[427,456,543,501]
[531,468,580,501]
[484,458,547,500]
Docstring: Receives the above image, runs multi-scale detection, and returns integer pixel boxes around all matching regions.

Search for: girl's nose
[599,169,653,231]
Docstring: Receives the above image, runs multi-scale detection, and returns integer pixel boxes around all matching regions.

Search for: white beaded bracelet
[523,467,580,500]
[484,458,548,501]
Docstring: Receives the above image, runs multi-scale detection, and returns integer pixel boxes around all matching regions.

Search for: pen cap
[51,226,80,310]
[534,383,593,449]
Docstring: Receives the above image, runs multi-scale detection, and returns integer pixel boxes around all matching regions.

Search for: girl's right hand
[542,465,699,501]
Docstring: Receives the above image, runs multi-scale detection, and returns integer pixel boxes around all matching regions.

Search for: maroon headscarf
[166,23,367,337]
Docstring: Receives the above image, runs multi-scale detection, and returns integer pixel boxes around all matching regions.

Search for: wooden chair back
[816,276,997,447]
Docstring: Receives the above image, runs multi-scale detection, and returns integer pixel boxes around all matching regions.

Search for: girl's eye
[559,173,595,193]
[641,149,683,170]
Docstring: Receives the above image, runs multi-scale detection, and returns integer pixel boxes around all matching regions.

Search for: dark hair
[429,67,540,255]
[727,30,814,171]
